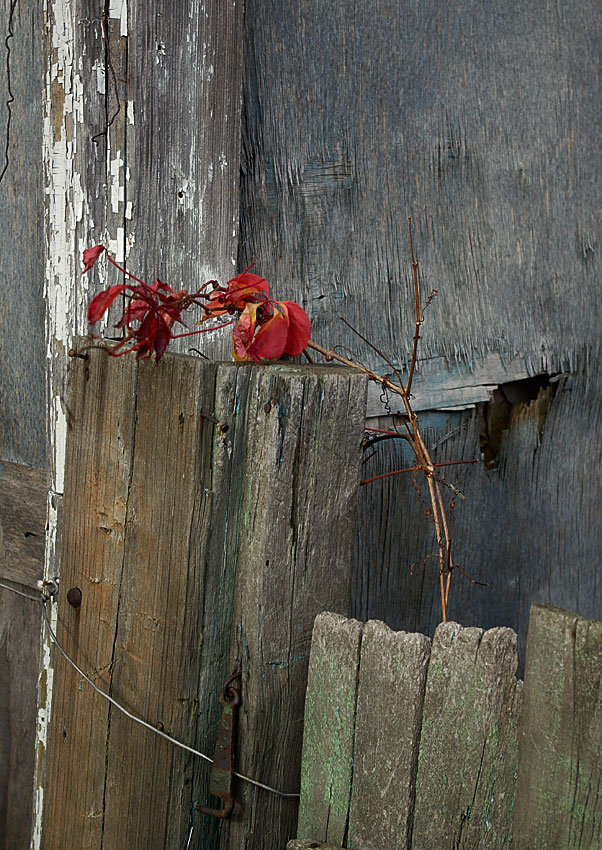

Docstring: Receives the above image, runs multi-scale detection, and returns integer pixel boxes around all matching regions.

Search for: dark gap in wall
[479,374,558,469]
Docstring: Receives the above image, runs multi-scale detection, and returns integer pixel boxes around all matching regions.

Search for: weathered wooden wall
[297,612,521,849]
[239,0,602,665]
[41,351,366,850]
[0,0,46,468]
[297,604,601,848]
[0,3,47,846]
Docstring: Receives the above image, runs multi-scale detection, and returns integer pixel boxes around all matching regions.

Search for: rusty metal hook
[197,672,242,819]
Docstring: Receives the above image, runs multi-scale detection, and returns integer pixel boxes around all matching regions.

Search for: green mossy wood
[40,350,366,850]
[297,612,364,845]
[412,623,522,850]
[348,621,430,850]
[514,604,602,849]
[298,615,522,850]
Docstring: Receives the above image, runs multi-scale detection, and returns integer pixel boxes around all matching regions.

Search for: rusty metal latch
[197,672,241,819]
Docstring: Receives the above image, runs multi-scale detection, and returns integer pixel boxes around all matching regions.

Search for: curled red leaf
[82,244,106,273]
[280,301,311,356]
[88,284,127,324]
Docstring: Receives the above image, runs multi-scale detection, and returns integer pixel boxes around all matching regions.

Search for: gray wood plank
[297,612,364,845]
[0,0,46,467]
[412,622,521,850]
[0,461,46,589]
[240,0,601,377]
[126,0,245,360]
[354,368,602,678]
[287,842,341,850]
[41,350,139,850]
[0,587,41,850]
[220,365,367,850]
[514,604,602,849]
[347,620,431,850]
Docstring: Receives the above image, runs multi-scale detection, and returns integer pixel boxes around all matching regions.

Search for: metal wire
[1,581,299,799]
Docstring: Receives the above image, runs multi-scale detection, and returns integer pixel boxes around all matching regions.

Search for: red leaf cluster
[205,270,311,362]
[85,245,187,361]
[84,247,311,363]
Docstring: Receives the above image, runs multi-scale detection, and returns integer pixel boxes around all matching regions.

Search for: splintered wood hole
[479,374,559,469]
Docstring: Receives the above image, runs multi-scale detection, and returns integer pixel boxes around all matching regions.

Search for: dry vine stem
[308,218,455,622]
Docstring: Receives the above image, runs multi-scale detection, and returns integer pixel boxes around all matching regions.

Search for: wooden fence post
[39,351,366,850]
[513,604,602,847]
[217,364,367,850]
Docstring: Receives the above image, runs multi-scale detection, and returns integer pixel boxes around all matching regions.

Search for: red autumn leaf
[280,301,311,356]
[88,284,127,324]
[134,312,158,360]
[247,306,289,362]
[115,298,150,328]
[82,244,106,273]
[154,314,172,361]
[208,272,269,316]
[232,303,259,360]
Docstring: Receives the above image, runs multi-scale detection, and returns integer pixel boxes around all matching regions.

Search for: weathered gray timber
[297,613,364,845]
[514,604,602,848]
[287,843,341,850]
[126,0,244,360]
[0,461,46,589]
[219,366,367,850]
[0,460,46,850]
[297,614,521,850]
[240,0,602,676]
[348,621,431,850]
[412,623,521,849]
[40,351,366,850]
[0,588,42,850]
[0,0,46,468]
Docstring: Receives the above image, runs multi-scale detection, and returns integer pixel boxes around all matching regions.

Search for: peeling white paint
[36,1,83,844]
[110,150,125,213]
[92,58,105,94]
[109,0,128,37]
[127,99,135,125]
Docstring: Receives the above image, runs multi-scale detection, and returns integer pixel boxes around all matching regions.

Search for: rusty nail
[68,349,89,360]
[66,587,82,608]
[156,721,164,731]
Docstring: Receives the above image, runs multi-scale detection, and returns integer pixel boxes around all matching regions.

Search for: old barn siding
[239,0,602,661]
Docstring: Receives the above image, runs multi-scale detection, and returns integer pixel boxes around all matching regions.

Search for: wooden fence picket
[514,604,602,848]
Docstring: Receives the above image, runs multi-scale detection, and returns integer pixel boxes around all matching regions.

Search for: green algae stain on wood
[297,613,364,845]
[412,623,521,850]
[514,605,602,849]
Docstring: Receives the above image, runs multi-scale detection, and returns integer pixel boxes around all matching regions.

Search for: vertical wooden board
[0,0,46,467]
[297,612,364,845]
[220,365,367,850]
[189,363,254,850]
[0,588,42,850]
[514,604,602,848]
[126,0,245,360]
[41,350,138,850]
[100,355,219,849]
[412,622,521,850]
[0,461,46,589]
[347,620,431,850]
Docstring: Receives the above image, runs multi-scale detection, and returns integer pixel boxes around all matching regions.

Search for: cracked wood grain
[219,365,366,850]
[297,612,364,845]
[40,353,366,850]
[514,604,602,849]
[412,622,521,850]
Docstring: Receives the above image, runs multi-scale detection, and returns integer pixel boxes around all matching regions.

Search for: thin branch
[406,216,421,396]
